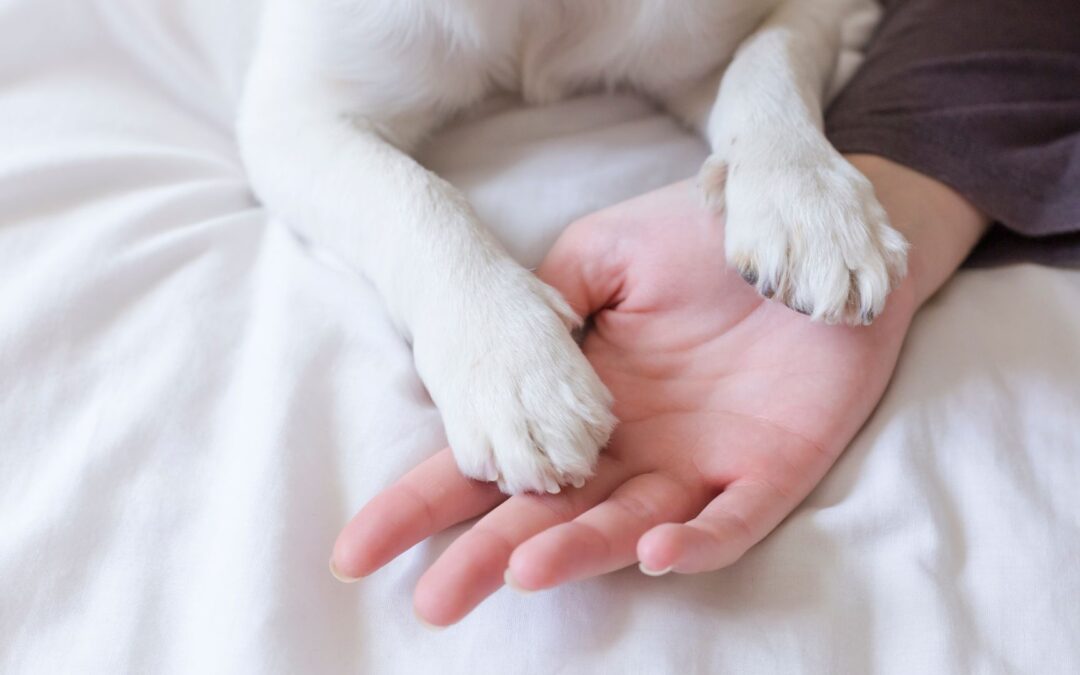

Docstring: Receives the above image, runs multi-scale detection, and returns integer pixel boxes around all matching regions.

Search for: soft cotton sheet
[2,2,1078,673]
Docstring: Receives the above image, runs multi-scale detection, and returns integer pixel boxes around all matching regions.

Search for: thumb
[536,220,626,322]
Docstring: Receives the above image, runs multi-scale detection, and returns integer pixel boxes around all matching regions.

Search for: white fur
[238,0,907,494]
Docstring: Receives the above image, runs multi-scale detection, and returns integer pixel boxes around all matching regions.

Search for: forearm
[847,154,990,312]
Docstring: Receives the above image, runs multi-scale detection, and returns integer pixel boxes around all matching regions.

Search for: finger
[331,448,504,581]
[636,478,798,575]
[412,457,632,626]
[508,472,703,590]
[536,220,626,320]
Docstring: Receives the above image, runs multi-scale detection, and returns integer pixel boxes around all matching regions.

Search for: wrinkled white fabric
[1,2,1077,673]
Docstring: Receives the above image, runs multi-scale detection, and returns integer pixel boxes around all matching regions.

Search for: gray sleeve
[825,0,1080,267]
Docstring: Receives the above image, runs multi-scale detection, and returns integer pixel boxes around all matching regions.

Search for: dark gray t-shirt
[826,0,1080,267]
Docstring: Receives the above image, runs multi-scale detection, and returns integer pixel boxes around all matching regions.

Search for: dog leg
[677,0,908,324]
[238,9,614,494]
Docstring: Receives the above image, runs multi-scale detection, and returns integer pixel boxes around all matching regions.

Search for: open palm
[331,180,918,627]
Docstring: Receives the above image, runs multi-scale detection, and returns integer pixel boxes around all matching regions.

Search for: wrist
[846,154,990,310]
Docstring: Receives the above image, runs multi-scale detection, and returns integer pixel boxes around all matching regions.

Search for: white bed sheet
[2,2,1078,673]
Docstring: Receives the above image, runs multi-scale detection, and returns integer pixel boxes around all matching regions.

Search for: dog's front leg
[698,0,908,324]
[237,64,614,495]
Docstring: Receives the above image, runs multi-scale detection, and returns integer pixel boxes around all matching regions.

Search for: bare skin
[329,155,989,627]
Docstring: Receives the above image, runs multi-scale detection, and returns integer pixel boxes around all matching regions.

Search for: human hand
[328,174,930,626]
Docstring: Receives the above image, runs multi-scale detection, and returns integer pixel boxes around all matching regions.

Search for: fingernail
[414,608,448,632]
[790,302,813,317]
[639,562,673,577]
[504,569,535,595]
[739,268,759,286]
[329,557,360,584]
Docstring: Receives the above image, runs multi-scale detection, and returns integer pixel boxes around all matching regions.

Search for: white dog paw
[414,271,616,495]
[701,151,908,325]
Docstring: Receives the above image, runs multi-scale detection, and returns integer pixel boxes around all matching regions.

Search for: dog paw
[701,151,908,325]
[413,270,616,495]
